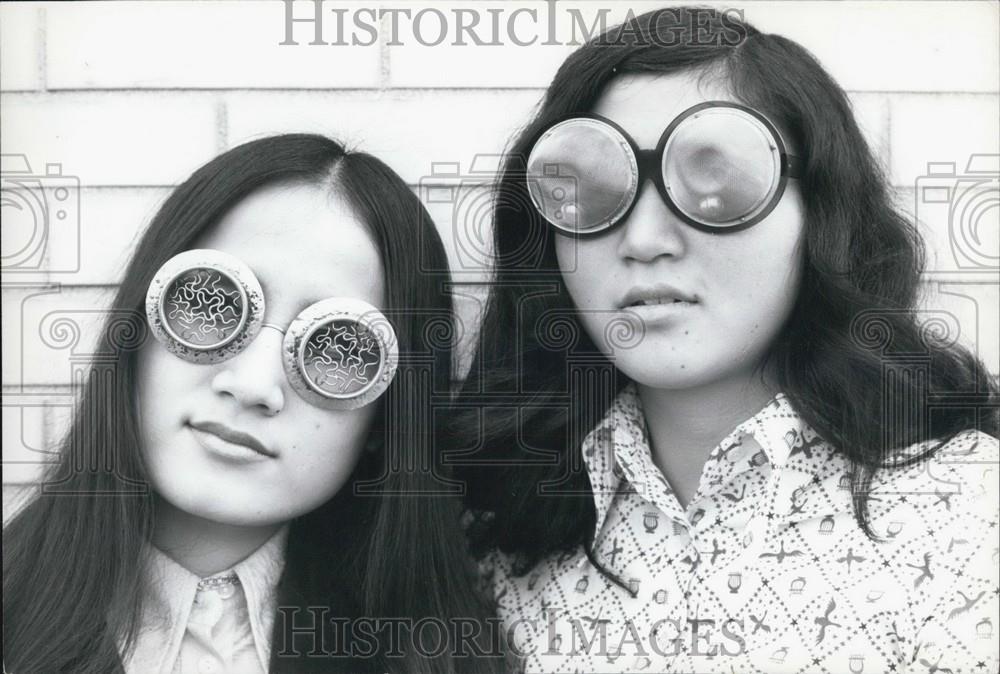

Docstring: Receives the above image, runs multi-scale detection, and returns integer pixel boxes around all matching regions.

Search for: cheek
[136,346,195,440]
[137,341,211,395]
[719,239,801,299]
[555,235,612,309]
[281,406,376,495]
[711,215,805,330]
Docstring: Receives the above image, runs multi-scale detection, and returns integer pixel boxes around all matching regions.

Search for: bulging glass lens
[527,118,639,234]
[662,108,780,227]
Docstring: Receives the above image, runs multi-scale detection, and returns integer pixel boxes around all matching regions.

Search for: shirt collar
[580,382,645,541]
[581,383,844,542]
[230,525,289,668]
[124,524,289,672]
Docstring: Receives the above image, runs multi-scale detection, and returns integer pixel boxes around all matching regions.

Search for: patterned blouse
[485,383,1000,673]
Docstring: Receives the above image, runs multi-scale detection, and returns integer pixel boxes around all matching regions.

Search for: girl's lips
[620,283,699,308]
[620,300,698,325]
[187,420,276,459]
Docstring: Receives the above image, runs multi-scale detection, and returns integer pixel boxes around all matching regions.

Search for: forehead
[196,182,384,310]
[591,70,737,147]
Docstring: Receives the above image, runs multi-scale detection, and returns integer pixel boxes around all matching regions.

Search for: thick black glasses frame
[528,100,803,237]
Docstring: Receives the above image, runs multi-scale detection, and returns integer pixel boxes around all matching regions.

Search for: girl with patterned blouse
[446,8,999,673]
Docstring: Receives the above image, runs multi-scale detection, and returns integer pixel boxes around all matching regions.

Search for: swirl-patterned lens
[301,319,383,397]
[283,298,398,410]
[145,249,264,364]
[162,267,245,348]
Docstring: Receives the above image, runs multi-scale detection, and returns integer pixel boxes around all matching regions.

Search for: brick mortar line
[3,88,998,96]
[216,96,229,152]
[885,96,893,175]
[2,275,988,293]
[1,86,549,94]
[0,182,951,190]
[2,385,76,394]
[379,6,391,88]
[36,5,46,92]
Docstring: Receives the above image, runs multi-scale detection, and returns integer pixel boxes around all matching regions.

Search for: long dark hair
[448,8,999,578]
[4,134,504,673]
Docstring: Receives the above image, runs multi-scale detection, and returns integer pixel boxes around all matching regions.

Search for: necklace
[197,572,241,593]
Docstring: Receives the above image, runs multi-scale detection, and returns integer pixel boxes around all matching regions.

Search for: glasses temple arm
[785,154,804,179]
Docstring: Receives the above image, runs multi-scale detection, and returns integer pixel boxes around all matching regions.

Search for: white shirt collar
[123,524,289,672]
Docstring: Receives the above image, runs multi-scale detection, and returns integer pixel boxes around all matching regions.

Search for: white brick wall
[224,89,543,185]
[0,4,42,91]
[2,0,998,483]
[2,94,221,185]
[890,94,1000,186]
[45,2,382,89]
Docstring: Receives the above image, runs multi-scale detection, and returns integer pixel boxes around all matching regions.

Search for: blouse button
[197,656,218,673]
[215,583,237,600]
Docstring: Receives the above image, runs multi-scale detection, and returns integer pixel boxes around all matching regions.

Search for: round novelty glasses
[145,249,398,410]
[526,101,802,236]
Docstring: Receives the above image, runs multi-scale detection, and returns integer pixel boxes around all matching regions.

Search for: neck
[151,496,283,577]
[637,370,778,482]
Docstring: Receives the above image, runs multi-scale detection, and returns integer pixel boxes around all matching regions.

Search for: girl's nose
[210,327,286,416]
[615,184,688,263]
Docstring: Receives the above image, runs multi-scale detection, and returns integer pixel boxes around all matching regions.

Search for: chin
[621,366,717,391]
[156,481,279,527]
[190,501,289,528]
[612,350,754,391]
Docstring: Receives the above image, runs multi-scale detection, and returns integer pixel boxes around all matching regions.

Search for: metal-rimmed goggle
[526,101,802,236]
[145,249,398,410]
